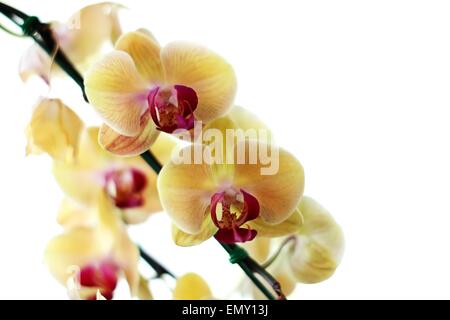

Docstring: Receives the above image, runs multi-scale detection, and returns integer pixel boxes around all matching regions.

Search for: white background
[0,0,449,299]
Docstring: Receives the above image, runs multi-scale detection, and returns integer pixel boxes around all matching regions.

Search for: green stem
[141,150,163,173]
[0,1,286,300]
[138,246,175,279]
[220,243,276,300]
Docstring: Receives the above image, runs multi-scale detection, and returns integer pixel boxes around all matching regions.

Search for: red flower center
[210,188,260,243]
[78,261,119,300]
[148,85,198,133]
[104,168,147,209]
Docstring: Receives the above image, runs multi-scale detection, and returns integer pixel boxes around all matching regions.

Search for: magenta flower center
[148,85,198,133]
[210,188,260,243]
[104,168,147,209]
[78,261,119,300]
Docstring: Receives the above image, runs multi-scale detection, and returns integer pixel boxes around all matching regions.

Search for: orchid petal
[19,44,53,84]
[248,210,303,238]
[60,3,123,65]
[57,198,96,229]
[172,214,217,247]
[232,140,305,225]
[137,276,153,300]
[115,31,163,83]
[158,148,217,234]
[98,110,159,156]
[161,42,236,122]
[173,273,213,300]
[242,237,271,264]
[85,50,149,136]
[26,98,83,162]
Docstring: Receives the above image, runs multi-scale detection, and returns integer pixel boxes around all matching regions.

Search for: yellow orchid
[19,2,122,84]
[53,127,177,225]
[25,97,176,224]
[173,273,213,300]
[44,192,140,300]
[158,135,304,245]
[285,196,345,284]
[84,30,237,156]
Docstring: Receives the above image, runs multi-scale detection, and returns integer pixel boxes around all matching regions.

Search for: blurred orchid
[19,2,123,84]
[84,30,237,155]
[158,107,305,245]
[53,126,176,224]
[26,97,176,224]
[284,196,345,284]
[44,192,140,300]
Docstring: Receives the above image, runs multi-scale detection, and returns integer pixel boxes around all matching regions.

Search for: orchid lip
[148,84,198,133]
[78,261,119,300]
[104,168,147,209]
[210,188,260,244]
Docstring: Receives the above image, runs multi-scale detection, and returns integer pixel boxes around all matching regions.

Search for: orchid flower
[284,196,345,284]
[44,192,140,300]
[19,2,122,84]
[52,126,176,224]
[26,97,176,224]
[84,30,237,156]
[158,119,305,245]
[173,273,213,300]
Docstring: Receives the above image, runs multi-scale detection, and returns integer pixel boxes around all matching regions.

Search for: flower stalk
[0,1,285,300]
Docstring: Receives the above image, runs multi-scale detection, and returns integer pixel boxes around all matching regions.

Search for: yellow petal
[52,161,101,206]
[172,214,217,247]
[44,227,107,285]
[97,192,140,295]
[150,133,179,165]
[288,197,345,284]
[226,106,273,144]
[26,98,83,162]
[203,106,272,143]
[248,209,303,238]
[61,3,123,64]
[242,237,271,264]
[136,28,158,42]
[115,31,163,83]
[201,107,273,171]
[99,110,159,156]
[57,198,96,229]
[161,42,237,122]
[233,140,305,225]
[85,50,149,136]
[76,127,112,168]
[158,147,217,234]
[173,273,213,300]
[137,276,153,300]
